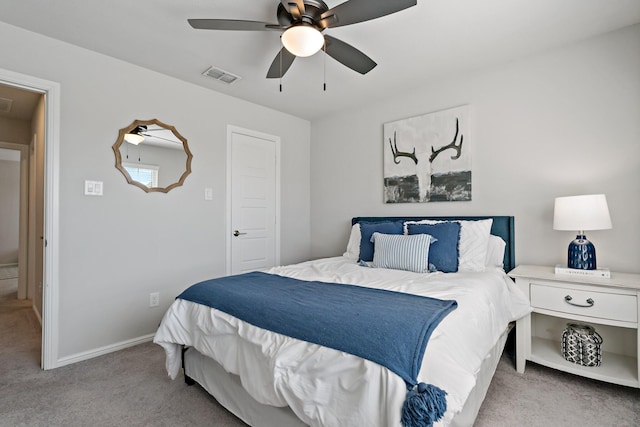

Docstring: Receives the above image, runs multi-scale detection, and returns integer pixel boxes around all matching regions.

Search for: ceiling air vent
[0,97,13,113]
[202,66,241,84]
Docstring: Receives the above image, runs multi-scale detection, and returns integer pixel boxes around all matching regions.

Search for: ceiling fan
[124,125,181,146]
[188,0,417,78]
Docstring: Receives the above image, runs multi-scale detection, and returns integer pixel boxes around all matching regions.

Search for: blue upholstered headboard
[352,216,515,272]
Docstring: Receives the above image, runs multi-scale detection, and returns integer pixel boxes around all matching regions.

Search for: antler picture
[429,118,463,163]
[383,105,471,203]
[389,131,418,165]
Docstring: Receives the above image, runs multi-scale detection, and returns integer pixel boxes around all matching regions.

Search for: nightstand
[509,265,640,388]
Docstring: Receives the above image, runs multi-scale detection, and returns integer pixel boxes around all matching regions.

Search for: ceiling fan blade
[276,3,294,26]
[188,19,276,31]
[317,14,338,29]
[321,0,417,28]
[266,48,297,78]
[323,35,376,75]
[140,133,181,144]
[280,1,305,20]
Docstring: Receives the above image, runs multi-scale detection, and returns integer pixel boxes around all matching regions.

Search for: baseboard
[55,333,155,368]
[32,304,42,326]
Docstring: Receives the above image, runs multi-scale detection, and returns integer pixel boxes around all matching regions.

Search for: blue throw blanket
[178,271,457,427]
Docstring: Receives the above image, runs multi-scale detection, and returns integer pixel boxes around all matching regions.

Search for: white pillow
[458,219,493,271]
[343,223,361,260]
[371,232,434,273]
[404,219,493,272]
[485,235,506,269]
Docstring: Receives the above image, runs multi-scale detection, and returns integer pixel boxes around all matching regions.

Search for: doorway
[0,68,60,370]
[226,125,281,275]
[0,85,44,368]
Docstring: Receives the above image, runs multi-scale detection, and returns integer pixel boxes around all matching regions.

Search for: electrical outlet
[149,292,160,307]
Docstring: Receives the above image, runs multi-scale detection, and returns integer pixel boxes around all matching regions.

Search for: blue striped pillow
[371,233,434,273]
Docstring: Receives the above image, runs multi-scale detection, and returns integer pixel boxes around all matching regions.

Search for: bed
[154,216,531,426]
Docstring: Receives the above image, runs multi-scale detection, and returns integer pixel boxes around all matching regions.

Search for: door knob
[233,230,247,237]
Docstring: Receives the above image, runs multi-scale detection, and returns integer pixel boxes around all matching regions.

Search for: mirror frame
[112,118,193,193]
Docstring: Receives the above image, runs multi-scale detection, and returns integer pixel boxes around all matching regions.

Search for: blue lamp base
[567,234,597,270]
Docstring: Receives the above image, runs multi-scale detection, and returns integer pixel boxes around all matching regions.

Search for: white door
[227,126,280,275]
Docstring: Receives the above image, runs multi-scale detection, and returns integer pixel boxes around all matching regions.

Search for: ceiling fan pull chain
[323,40,327,91]
[279,44,283,92]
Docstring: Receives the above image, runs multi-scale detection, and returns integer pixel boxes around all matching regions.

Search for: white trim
[55,334,155,368]
[225,125,281,275]
[0,68,61,370]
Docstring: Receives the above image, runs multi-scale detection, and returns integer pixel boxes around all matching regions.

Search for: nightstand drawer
[530,283,637,323]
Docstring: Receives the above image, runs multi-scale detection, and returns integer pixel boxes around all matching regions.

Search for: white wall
[0,22,311,361]
[0,153,20,264]
[310,24,640,274]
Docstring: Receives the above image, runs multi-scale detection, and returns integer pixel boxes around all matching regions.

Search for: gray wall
[0,22,311,361]
[310,24,640,274]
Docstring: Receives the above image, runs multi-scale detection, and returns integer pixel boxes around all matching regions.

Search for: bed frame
[182,215,516,426]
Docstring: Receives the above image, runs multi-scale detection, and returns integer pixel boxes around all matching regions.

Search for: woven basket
[561,323,603,367]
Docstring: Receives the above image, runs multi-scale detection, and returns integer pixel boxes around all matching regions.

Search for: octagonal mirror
[112,119,193,193]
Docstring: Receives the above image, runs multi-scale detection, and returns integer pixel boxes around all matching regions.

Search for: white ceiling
[0,0,638,120]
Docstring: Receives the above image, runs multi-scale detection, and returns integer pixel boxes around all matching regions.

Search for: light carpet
[0,277,18,301]
[1,302,638,426]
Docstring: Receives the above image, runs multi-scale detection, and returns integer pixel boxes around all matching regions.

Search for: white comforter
[154,256,530,426]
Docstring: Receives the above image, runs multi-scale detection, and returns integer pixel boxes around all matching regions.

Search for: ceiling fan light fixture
[124,132,145,145]
[281,24,324,57]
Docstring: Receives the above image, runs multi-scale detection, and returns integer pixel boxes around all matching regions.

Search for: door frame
[225,125,281,275]
[0,67,61,370]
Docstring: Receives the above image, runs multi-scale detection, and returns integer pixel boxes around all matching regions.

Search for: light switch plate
[204,187,213,201]
[84,180,103,196]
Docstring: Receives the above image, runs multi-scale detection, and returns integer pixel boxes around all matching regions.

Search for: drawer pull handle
[564,295,594,308]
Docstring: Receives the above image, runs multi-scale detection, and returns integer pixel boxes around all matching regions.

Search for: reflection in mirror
[112,119,193,193]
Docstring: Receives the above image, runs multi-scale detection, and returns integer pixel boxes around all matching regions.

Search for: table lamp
[553,194,612,270]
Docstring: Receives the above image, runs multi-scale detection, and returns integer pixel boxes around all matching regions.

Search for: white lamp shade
[124,133,144,145]
[281,24,324,57]
[553,194,612,231]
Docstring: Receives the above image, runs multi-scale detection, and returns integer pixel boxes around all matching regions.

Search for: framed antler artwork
[383,105,470,203]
